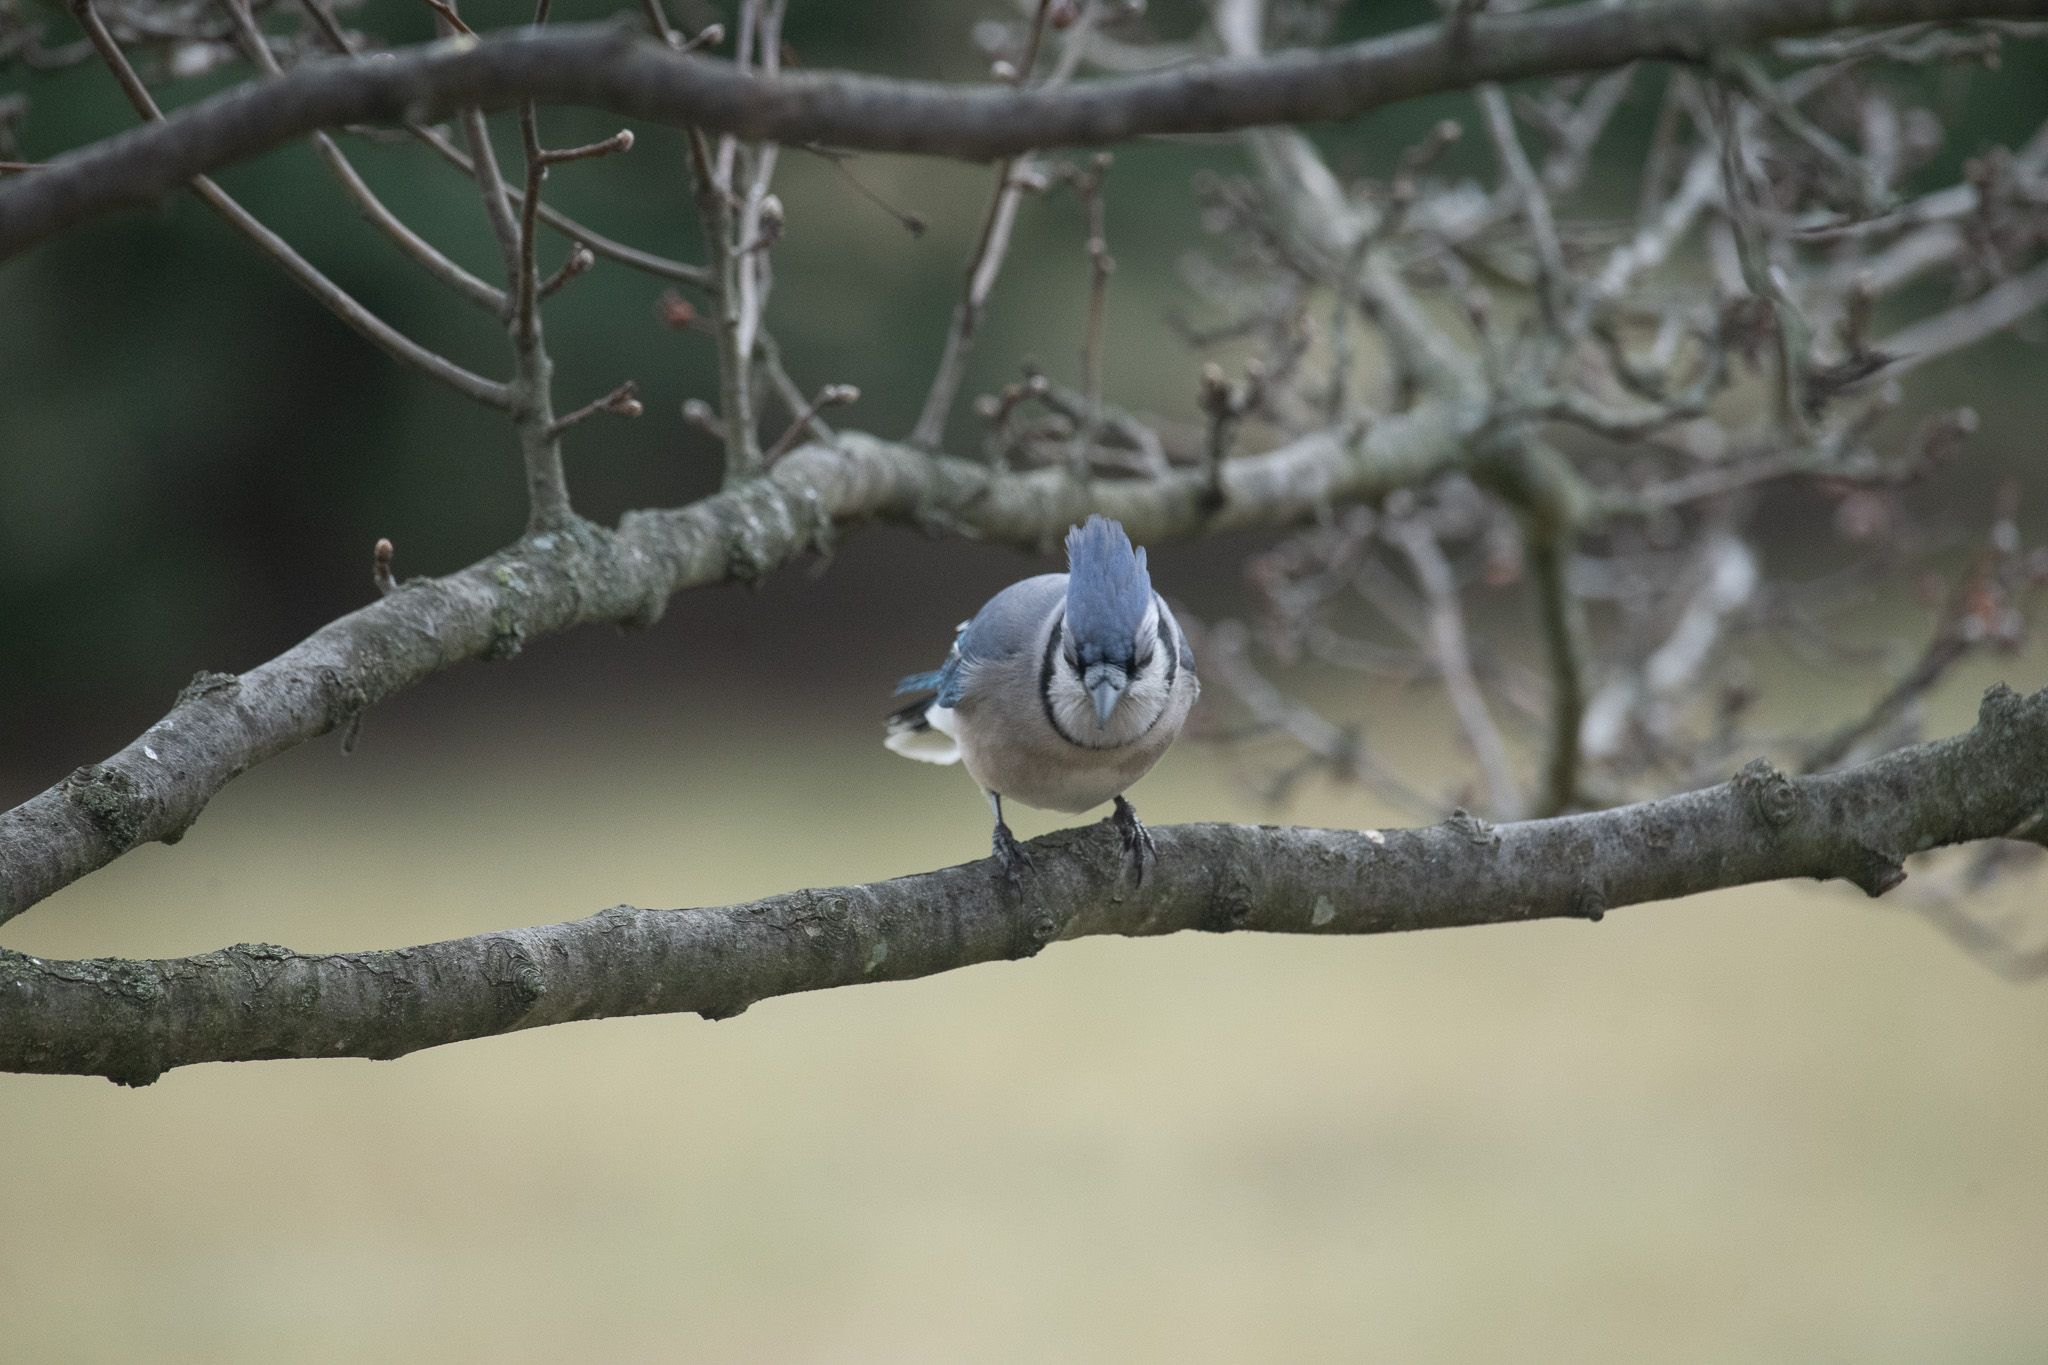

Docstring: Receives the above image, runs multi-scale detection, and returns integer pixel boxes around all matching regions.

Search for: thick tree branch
[5,683,2042,1085]
[0,404,1476,924]
[4,0,2044,263]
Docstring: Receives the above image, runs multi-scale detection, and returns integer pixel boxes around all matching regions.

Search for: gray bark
[0,412,1467,925]
[3,0,2043,263]
[5,682,2043,1085]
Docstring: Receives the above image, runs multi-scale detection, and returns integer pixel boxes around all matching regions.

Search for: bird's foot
[991,820,1035,887]
[1111,796,1156,886]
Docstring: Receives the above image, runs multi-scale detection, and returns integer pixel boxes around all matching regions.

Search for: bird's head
[1063,515,1158,728]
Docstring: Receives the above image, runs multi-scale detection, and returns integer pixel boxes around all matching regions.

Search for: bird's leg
[987,791,1033,884]
[1110,795,1157,886]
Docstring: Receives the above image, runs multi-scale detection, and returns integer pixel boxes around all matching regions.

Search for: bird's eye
[1136,649,1155,670]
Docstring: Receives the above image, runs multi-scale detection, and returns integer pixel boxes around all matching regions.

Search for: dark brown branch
[6,683,2042,1085]
[7,0,2045,263]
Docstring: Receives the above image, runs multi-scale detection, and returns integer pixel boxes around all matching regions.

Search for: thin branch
[1387,518,1525,817]
[1878,255,2048,375]
[217,0,506,313]
[290,0,706,289]
[762,383,858,464]
[1709,82,1815,433]
[545,380,642,439]
[910,158,1041,448]
[909,0,1066,448]
[8,684,2044,1083]
[687,125,763,482]
[1528,526,1589,817]
[1477,82,1568,327]
[64,0,511,408]
[1069,151,1115,477]
[12,0,2048,261]
[409,122,708,287]
[457,108,521,280]
[537,242,594,298]
[1482,440,1592,816]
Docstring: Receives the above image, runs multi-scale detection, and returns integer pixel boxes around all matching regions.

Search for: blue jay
[886,515,1199,881]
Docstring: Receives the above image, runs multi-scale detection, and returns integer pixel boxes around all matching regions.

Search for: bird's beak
[1084,664,1127,727]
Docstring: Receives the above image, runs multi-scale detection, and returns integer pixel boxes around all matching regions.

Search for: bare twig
[292,0,708,289]
[546,381,643,439]
[909,0,1072,449]
[1387,518,1525,816]
[686,126,762,483]
[1478,82,1568,327]
[762,383,858,464]
[66,0,511,408]
[218,0,506,314]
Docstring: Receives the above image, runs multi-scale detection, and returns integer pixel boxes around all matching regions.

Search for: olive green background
[2,1,2046,1359]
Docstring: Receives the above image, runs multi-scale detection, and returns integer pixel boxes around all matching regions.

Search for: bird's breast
[952,671,1196,813]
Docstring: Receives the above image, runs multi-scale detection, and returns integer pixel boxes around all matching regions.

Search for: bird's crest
[1064,515,1152,662]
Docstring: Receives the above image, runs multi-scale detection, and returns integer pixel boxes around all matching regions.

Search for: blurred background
[3,0,2047,1360]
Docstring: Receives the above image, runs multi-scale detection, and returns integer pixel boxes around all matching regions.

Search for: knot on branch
[1977,681,2028,731]
[320,668,371,737]
[723,519,774,587]
[1845,846,1907,898]
[485,561,534,660]
[1575,884,1608,923]
[62,764,146,851]
[175,669,240,707]
[225,941,295,961]
[488,604,527,660]
[1733,757,1801,829]
[1200,864,1257,933]
[1442,807,1500,845]
[485,937,545,1022]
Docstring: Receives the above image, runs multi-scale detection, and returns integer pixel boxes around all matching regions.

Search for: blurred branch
[1385,518,1524,817]
[687,126,763,482]
[909,0,1081,448]
[11,0,2048,262]
[7,684,2045,1083]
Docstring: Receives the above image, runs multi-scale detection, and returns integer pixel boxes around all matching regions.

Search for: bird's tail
[883,693,962,765]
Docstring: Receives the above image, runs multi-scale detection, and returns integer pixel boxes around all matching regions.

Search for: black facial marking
[1154,594,1180,693]
[1039,612,1088,748]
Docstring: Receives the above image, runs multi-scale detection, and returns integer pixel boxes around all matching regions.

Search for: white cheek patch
[1047,654,1172,750]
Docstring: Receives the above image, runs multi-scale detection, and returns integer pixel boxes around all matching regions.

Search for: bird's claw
[992,821,1035,887]
[1111,796,1156,886]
